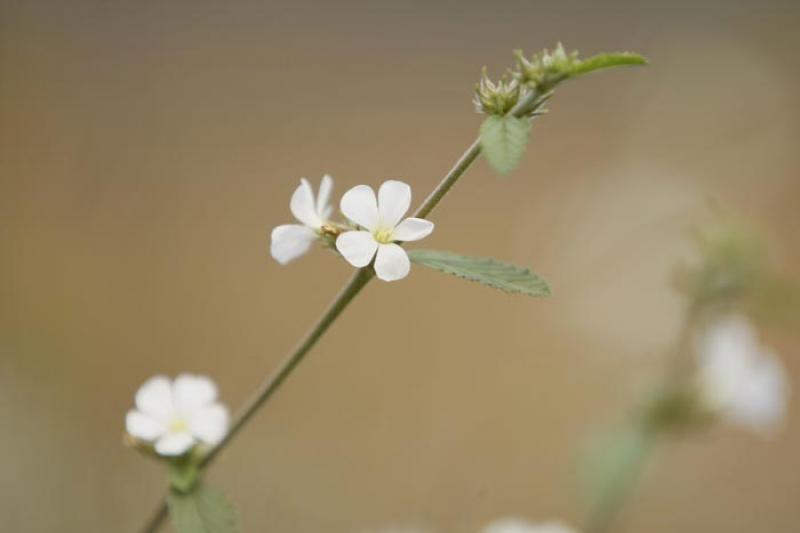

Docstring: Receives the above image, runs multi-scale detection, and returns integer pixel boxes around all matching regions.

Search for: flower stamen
[373,227,395,244]
[168,418,189,433]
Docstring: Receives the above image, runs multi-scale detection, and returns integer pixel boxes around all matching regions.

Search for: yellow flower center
[168,417,189,433]
[373,227,395,244]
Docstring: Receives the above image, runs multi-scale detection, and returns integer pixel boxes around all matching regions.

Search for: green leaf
[168,484,239,533]
[479,115,531,175]
[409,250,551,297]
[568,52,648,78]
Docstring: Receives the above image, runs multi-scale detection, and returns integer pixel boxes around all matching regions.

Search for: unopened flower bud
[514,43,579,90]
[473,68,525,115]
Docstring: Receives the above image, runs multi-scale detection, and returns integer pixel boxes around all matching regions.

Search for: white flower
[271,175,334,265]
[336,180,434,281]
[357,525,433,533]
[695,315,789,434]
[483,517,578,533]
[126,374,230,456]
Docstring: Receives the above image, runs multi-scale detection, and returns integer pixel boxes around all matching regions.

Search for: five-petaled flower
[126,374,230,456]
[695,315,789,434]
[271,175,334,265]
[336,180,434,281]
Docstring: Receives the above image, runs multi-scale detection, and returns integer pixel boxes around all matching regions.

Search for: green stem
[414,88,545,219]
[202,267,374,467]
[138,87,548,533]
[583,426,658,533]
[582,303,705,533]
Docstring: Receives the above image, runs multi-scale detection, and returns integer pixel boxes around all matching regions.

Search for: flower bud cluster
[513,43,579,90]
[473,68,527,116]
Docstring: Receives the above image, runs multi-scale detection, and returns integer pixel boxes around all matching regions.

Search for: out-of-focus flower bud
[673,217,767,312]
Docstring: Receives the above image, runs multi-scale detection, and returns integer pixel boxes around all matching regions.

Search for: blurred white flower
[336,180,434,281]
[483,517,578,533]
[695,315,789,434]
[126,374,229,456]
[357,525,433,533]
[271,175,334,264]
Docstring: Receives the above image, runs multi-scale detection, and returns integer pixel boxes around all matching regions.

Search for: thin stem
[140,504,169,533]
[583,426,658,533]
[203,267,374,466]
[140,269,371,533]
[413,138,482,219]
[138,87,547,533]
[582,302,704,533]
[414,88,545,219]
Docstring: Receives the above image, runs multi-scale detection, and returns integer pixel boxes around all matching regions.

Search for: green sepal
[169,460,201,494]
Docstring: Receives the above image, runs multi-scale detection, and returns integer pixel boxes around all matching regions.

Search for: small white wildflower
[126,374,229,456]
[695,315,789,434]
[271,175,334,264]
[336,180,434,281]
[483,517,578,533]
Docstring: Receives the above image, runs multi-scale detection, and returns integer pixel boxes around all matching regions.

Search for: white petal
[726,349,789,433]
[188,403,230,445]
[483,518,576,533]
[290,178,322,228]
[392,217,434,242]
[125,410,166,441]
[135,375,174,422]
[482,518,538,533]
[173,374,218,413]
[336,231,378,267]
[374,243,410,281]
[154,432,195,456]
[317,174,334,220]
[378,180,411,228]
[270,224,317,265]
[340,185,379,230]
[696,316,761,408]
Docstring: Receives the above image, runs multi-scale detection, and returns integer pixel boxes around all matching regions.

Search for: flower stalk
[582,219,790,533]
[139,73,549,533]
[137,44,644,531]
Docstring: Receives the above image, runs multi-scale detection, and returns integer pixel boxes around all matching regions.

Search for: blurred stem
[584,425,658,533]
[583,302,702,533]
[139,83,548,533]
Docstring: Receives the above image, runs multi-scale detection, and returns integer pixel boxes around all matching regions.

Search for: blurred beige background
[1,0,799,532]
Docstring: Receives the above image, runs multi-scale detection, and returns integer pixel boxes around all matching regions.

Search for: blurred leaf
[168,484,239,533]
[409,250,550,297]
[568,52,648,78]
[479,115,530,175]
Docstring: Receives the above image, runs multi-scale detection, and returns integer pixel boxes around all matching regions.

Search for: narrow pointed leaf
[479,115,531,175]
[569,52,648,78]
[168,484,239,533]
[409,250,551,297]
